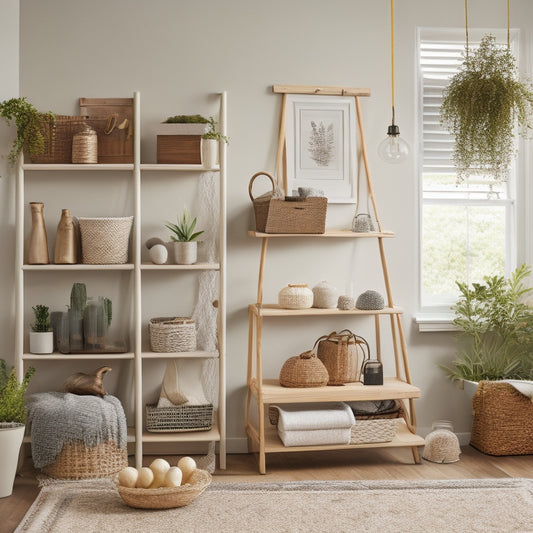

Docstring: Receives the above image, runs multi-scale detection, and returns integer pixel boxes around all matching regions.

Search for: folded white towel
[278,427,352,447]
[504,380,533,401]
[275,402,355,432]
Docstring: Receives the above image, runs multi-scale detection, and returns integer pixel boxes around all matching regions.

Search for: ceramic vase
[174,241,197,265]
[28,202,49,264]
[0,423,25,497]
[201,138,218,168]
[54,209,78,264]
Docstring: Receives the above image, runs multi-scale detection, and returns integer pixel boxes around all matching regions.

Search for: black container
[362,359,383,385]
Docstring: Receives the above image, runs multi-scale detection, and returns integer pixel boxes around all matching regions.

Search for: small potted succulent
[165,208,204,265]
[201,116,229,169]
[29,304,53,354]
[0,359,35,497]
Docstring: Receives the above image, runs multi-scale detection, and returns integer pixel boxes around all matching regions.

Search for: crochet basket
[470,380,533,455]
[279,350,329,388]
[278,284,313,309]
[145,404,213,432]
[79,216,133,264]
[149,317,197,352]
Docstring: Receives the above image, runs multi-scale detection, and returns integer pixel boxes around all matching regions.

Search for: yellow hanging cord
[507,0,510,49]
[390,0,395,121]
[464,0,469,56]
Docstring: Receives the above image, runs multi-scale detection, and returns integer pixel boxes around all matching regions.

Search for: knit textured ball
[355,290,385,310]
[337,295,355,310]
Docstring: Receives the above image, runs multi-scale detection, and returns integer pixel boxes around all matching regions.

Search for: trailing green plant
[31,305,51,333]
[164,114,208,124]
[201,116,229,143]
[442,264,533,381]
[0,97,55,165]
[440,34,533,183]
[165,207,204,242]
[0,359,35,424]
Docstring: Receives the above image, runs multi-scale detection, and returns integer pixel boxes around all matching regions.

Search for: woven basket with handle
[279,350,329,388]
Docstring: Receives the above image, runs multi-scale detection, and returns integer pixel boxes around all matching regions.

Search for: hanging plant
[440,34,533,183]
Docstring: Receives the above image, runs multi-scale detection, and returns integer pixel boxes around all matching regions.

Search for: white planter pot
[29,331,54,354]
[0,423,25,498]
[201,138,218,169]
[173,241,197,265]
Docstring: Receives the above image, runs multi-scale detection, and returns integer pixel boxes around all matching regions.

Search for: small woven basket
[278,284,313,309]
[279,350,329,388]
[470,380,533,455]
[350,418,400,444]
[79,216,133,264]
[116,469,211,509]
[149,317,197,352]
[312,281,339,309]
[145,403,213,432]
[41,440,127,480]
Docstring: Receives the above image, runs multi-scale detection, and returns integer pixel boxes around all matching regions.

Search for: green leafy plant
[164,114,208,124]
[0,97,55,165]
[165,207,204,242]
[440,34,533,183]
[0,359,35,424]
[442,264,533,381]
[31,304,52,333]
[201,116,229,143]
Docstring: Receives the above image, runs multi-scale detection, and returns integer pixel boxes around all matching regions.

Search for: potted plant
[29,304,54,354]
[440,34,533,183]
[165,207,204,265]
[201,116,229,169]
[0,97,55,165]
[0,359,35,498]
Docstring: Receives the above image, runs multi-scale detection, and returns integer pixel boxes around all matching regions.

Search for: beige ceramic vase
[54,209,78,264]
[28,202,49,264]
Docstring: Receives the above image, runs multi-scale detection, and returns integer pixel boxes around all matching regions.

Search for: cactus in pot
[68,282,87,351]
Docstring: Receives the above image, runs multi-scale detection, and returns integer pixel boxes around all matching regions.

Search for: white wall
[2,0,532,451]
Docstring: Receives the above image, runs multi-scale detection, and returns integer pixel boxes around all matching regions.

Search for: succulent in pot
[165,208,205,265]
[200,117,228,168]
[29,304,54,354]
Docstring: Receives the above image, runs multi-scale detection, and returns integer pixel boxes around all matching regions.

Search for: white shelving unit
[14,91,227,470]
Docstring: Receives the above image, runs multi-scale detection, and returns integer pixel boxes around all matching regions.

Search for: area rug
[15,478,533,533]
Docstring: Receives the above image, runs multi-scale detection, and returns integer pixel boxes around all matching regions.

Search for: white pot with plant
[165,208,204,265]
[201,116,229,169]
[29,304,53,354]
[0,359,35,498]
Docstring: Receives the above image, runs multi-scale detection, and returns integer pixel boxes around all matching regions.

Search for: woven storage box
[279,350,329,388]
[79,216,133,264]
[278,284,313,309]
[31,115,89,164]
[470,380,533,455]
[149,317,197,352]
[145,404,213,432]
[41,440,127,480]
[249,172,327,234]
[350,418,400,444]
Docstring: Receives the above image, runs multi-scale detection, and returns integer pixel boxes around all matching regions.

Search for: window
[417,28,517,313]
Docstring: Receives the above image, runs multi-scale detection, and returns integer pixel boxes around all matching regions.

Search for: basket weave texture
[350,418,400,444]
[116,469,212,509]
[79,216,133,264]
[470,380,533,455]
[31,115,89,164]
[279,351,329,388]
[41,440,127,479]
[249,172,327,234]
[278,284,313,309]
[72,125,98,164]
[145,403,213,432]
[149,317,197,352]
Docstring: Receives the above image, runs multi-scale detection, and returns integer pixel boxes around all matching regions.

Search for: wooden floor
[4,447,533,533]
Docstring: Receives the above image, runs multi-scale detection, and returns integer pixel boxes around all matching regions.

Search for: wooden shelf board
[140,164,219,172]
[251,377,420,403]
[22,352,135,360]
[248,230,394,238]
[272,85,371,97]
[249,304,402,317]
[141,350,219,359]
[142,423,220,443]
[141,262,220,271]
[23,263,134,271]
[23,163,134,171]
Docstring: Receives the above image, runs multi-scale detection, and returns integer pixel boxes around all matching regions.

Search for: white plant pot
[0,423,25,498]
[201,138,218,169]
[174,241,197,265]
[29,331,54,354]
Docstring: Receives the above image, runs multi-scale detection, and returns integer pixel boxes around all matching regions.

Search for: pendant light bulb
[378,123,409,164]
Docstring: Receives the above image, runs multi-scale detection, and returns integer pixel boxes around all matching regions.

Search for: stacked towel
[273,402,355,447]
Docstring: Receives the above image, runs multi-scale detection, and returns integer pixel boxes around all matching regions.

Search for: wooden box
[79,97,134,164]
[156,123,208,164]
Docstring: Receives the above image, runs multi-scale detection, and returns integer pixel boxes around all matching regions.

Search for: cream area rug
[15,478,533,533]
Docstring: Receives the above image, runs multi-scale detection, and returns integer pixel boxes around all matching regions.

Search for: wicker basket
[278,284,313,309]
[79,216,133,264]
[31,115,89,164]
[249,172,327,234]
[145,403,213,432]
[149,317,197,352]
[350,418,400,444]
[116,469,211,509]
[470,380,533,456]
[41,440,127,480]
[279,350,329,388]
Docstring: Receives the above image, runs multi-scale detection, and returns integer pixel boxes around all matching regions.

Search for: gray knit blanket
[27,392,127,468]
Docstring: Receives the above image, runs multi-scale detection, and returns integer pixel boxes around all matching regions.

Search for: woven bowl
[116,468,211,509]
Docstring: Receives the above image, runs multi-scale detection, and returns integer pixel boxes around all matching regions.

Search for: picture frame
[284,94,357,204]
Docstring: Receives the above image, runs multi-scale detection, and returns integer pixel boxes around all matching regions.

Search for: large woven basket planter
[79,216,133,264]
[149,317,197,352]
[470,380,533,456]
[41,440,127,480]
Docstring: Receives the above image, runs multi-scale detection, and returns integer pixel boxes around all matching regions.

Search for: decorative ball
[177,456,197,483]
[149,244,168,265]
[356,290,385,310]
[337,295,355,310]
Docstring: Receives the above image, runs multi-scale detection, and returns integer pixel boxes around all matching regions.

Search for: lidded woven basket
[278,284,313,309]
[279,350,329,388]
[312,281,339,309]
[149,317,197,352]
